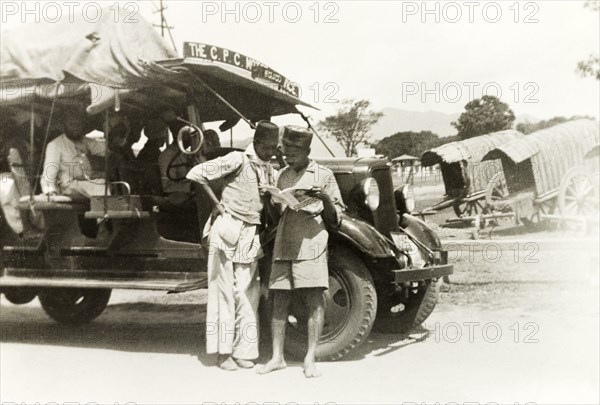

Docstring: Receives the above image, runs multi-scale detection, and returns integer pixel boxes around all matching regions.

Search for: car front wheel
[284,245,377,361]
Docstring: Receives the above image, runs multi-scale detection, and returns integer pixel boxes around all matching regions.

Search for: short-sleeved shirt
[186,144,276,188]
[273,160,343,261]
[187,145,276,263]
[186,144,277,224]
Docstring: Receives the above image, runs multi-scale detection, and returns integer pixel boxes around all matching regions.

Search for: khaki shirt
[273,160,343,261]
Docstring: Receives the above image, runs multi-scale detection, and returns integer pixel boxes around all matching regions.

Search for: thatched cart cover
[484,120,599,198]
[586,144,600,159]
[421,130,523,196]
[421,130,523,166]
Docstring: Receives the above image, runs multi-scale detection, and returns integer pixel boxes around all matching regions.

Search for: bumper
[393,264,453,283]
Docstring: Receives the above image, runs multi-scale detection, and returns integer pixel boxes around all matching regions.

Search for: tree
[516,115,595,134]
[318,99,383,157]
[451,95,515,140]
[577,55,600,81]
[374,131,442,159]
[576,2,599,80]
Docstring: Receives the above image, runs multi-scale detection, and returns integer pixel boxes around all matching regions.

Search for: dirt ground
[1,176,599,404]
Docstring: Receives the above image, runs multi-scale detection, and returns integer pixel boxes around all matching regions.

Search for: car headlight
[363,178,380,211]
[402,185,415,213]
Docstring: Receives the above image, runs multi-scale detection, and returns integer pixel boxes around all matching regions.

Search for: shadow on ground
[0,302,431,365]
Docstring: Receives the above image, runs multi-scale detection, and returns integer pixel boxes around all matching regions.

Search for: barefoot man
[257,126,343,378]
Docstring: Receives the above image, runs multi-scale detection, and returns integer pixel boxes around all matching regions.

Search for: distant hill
[370,108,541,140]
[515,113,541,125]
[219,109,542,157]
[371,108,460,139]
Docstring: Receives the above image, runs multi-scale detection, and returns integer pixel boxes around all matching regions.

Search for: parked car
[0,14,452,360]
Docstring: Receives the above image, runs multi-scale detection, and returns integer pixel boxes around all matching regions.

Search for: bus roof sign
[183,41,300,98]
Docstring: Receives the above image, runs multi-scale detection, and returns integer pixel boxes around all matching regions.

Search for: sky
[132,0,600,120]
[1,0,599,144]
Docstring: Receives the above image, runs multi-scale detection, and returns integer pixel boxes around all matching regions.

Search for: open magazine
[260,185,321,211]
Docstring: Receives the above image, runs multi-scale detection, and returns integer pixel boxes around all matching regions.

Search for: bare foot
[256,358,287,375]
[218,355,238,371]
[303,361,322,378]
[234,358,255,369]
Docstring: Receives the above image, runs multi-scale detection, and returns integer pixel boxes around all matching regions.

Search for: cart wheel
[523,199,556,230]
[558,166,598,218]
[484,173,511,213]
[452,199,483,218]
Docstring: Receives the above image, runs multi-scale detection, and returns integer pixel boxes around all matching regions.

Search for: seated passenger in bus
[41,108,107,198]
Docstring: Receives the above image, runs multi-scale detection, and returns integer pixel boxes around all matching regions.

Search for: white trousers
[205,244,260,359]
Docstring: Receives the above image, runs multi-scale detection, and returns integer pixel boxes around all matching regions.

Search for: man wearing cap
[186,121,279,371]
[257,125,343,378]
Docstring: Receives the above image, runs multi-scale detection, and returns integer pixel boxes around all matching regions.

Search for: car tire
[373,279,438,335]
[38,288,111,325]
[284,245,377,361]
[2,287,37,305]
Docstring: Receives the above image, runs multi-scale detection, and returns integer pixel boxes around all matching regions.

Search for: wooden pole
[160,0,165,37]
[29,105,35,200]
[103,110,110,212]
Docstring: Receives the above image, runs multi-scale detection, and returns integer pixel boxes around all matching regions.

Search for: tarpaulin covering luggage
[0,6,177,114]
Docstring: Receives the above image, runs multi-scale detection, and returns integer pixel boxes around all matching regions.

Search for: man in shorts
[257,126,343,378]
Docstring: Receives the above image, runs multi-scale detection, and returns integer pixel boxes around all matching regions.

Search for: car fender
[400,213,443,251]
[331,211,394,258]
